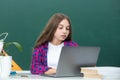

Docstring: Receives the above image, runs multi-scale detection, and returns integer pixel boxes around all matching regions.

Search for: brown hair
[34,13,72,48]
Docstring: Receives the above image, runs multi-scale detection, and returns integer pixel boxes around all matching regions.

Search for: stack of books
[81,68,103,79]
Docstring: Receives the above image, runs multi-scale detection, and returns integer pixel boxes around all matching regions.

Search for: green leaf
[4,42,23,52]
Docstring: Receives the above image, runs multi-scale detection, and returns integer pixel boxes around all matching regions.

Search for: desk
[8,67,120,80]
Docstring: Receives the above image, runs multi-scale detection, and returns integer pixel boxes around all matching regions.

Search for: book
[81,68,103,79]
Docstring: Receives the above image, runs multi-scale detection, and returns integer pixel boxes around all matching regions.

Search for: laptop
[43,46,100,77]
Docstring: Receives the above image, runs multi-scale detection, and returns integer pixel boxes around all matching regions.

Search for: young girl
[30,13,78,75]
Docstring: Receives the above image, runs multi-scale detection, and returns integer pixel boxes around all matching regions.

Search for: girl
[30,13,78,75]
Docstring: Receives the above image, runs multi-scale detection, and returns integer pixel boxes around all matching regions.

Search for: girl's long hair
[34,13,72,48]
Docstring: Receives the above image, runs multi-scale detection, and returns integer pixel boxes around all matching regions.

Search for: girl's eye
[59,27,63,29]
[58,24,63,29]
[66,27,70,30]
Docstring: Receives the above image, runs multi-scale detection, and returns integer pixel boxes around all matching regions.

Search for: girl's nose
[63,28,67,33]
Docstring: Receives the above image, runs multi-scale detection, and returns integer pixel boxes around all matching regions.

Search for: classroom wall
[0,0,120,70]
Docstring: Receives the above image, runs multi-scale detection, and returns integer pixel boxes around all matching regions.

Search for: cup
[0,56,12,79]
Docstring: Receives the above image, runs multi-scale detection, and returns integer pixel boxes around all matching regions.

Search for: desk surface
[7,67,120,80]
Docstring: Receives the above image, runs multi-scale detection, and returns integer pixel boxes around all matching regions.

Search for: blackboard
[0,0,120,70]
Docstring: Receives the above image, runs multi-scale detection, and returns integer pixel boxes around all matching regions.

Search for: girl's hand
[44,68,56,75]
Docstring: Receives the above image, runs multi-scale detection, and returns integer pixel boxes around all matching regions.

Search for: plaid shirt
[30,41,78,74]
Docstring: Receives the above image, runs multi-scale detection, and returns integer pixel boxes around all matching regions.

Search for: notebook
[43,46,100,77]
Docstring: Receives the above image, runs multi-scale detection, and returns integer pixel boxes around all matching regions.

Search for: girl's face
[52,19,70,44]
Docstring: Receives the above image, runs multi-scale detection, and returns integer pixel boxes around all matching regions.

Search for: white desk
[7,67,120,80]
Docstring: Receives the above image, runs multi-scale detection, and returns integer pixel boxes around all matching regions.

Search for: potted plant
[0,32,23,79]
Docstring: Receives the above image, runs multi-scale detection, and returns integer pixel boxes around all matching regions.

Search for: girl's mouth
[61,35,67,38]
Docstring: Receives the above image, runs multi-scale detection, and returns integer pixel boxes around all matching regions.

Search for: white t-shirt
[47,42,64,68]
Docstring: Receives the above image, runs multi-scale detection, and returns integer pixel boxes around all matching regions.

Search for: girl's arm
[30,48,49,74]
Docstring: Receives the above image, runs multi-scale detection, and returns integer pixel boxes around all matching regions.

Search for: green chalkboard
[0,0,120,70]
